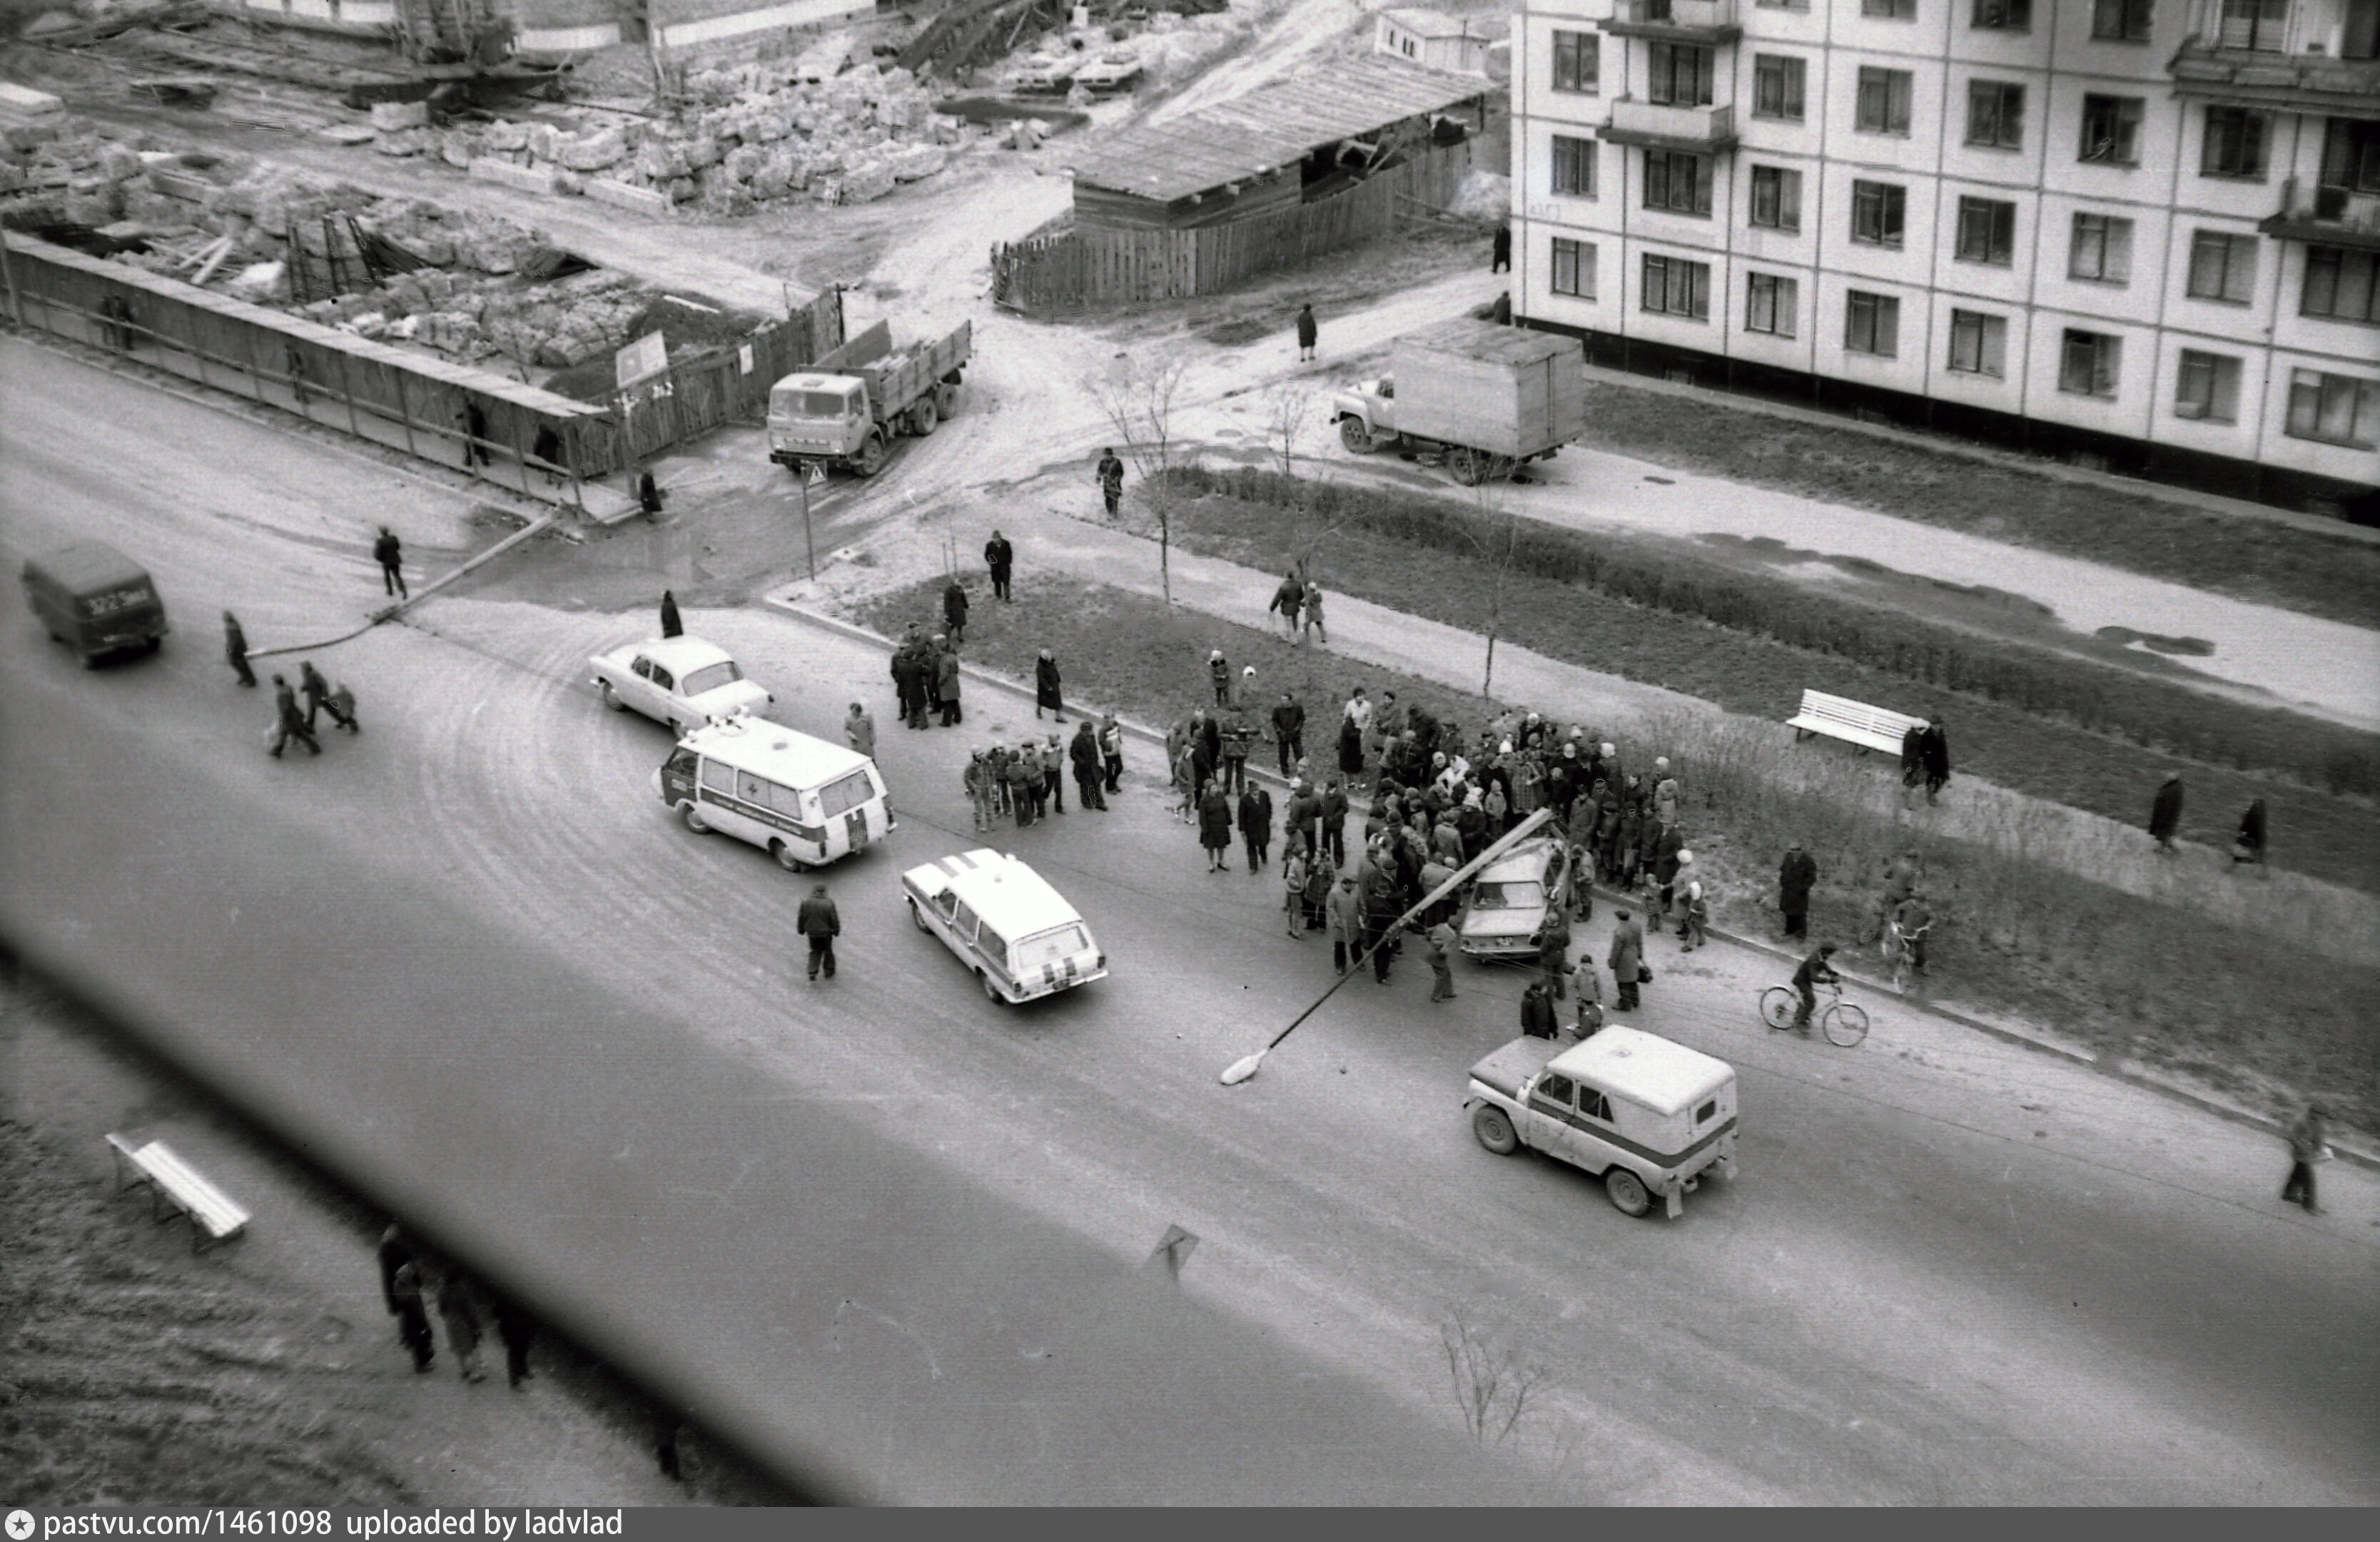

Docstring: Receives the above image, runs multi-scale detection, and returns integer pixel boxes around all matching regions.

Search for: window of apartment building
[1749,165,1803,230]
[2069,213,2135,283]
[1647,43,1716,107]
[2201,106,2270,178]
[2286,369,2380,447]
[1552,31,1599,93]
[1752,54,1806,121]
[1855,69,1914,136]
[1642,253,1712,318]
[1970,0,2030,29]
[2174,350,2242,422]
[1845,290,1900,356]
[2079,95,2144,165]
[1965,81,2025,149]
[1551,238,1596,298]
[1551,136,1596,198]
[1644,149,1714,215]
[2090,0,2154,41]
[1851,181,1908,247]
[2217,0,2287,51]
[2059,330,2122,397]
[2186,231,2257,303]
[2321,118,2380,193]
[1947,310,2008,377]
[2303,245,2380,323]
[1745,272,1799,337]
[1862,0,1918,17]
[1756,0,1811,9]
[1954,197,2017,264]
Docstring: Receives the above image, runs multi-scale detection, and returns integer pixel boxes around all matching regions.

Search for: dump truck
[1330,318,1587,485]
[767,318,971,479]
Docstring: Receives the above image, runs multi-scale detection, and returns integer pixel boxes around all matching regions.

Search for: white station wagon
[591,634,773,735]
[901,849,1107,1005]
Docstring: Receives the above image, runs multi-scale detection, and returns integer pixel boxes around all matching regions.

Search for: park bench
[1786,689,1926,758]
[106,1132,250,1252]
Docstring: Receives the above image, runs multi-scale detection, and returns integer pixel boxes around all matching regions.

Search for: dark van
[21,541,168,666]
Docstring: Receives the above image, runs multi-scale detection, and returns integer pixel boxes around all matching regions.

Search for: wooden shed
[1063,56,1491,233]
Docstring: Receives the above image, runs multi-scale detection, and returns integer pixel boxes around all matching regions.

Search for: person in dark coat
[1207,648,1232,708]
[376,1224,414,1324]
[1538,916,1570,1002]
[490,1289,535,1388]
[1490,222,1511,273]
[1519,980,1558,1040]
[1035,649,1065,721]
[637,465,665,517]
[373,526,406,599]
[1338,714,1364,778]
[298,661,333,731]
[1006,744,1037,826]
[659,589,682,639]
[1788,944,1840,1035]
[1900,720,1925,791]
[1198,785,1234,871]
[1271,691,1306,777]
[797,883,841,980]
[1095,448,1125,518]
[2233,799,2268,871]
[1070,720,1107,811]
[1359,855,1402,983]
[1778,843,1818,938]
[458,399,490,467]
[943,579,969,645]
[1607,909,1644,1011]
[984,529,1015,601]
[891,642,921,729]
[1489,290,1511,325]
[269,674,320,759]
[436,1269,487,1382]
[324,680,360,734]
[390,1259,435,1372]
[1320,779,1350,869]
[2149,773,2185,853]
[1919,716,1951,803]
[223,611,255,687]
[1239,782,1274,872]
[1270,569,1305,641]
[935,645,962,726]
[2280,1105,2329,1214]
[532,424,564,485]
[1294,303,1318,362]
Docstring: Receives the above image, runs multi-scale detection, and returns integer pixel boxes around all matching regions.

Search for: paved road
[6,345,2376,1504]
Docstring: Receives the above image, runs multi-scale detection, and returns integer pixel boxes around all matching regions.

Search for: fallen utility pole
[1221,806,1554,1086]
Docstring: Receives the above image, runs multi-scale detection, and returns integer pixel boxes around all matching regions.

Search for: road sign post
[798,459,826,582]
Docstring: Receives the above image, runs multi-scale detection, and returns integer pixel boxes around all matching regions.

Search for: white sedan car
[589,635,773,734]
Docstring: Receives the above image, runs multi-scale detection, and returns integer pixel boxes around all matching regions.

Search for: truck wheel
[854,431,888,477]
[1450,448,1489,485]
[1604,1167,1654,1217]
[1339,417,1377,454]
[908,396,939,437]
[935,383,958,420]
[1472,1105,1519,1155]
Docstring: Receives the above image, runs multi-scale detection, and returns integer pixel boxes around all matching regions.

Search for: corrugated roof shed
[1064,55,1489,204]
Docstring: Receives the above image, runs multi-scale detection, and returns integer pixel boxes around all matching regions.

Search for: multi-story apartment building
[1510,0,2380,514]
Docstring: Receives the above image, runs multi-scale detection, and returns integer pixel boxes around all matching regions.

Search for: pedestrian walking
[373,526,406,599]
[1035,649,1065,721]
[1778,843,1816,938]
[1270,569,1305,641]
[1676,853,1708,951]
[321,680,360,734]
[1302,582,1327,646]
[268,674,321,759]
[223,611,256,687]
[490,1290,535,1389]
[1271,691,1306,778]
[458,400,490,467]
[637,465,666,518]
[845,701,875,759]
[299,661,333,732]
[1491,221,1511,273]
[1920,716,1952,804]
[2233,798,2268,873]
[1608,909,1644,1011]
[936,644,962,726]
[1520,980,1558,1040]
[1198,784,1234,871]
[1569,955,1604,1038]
[1096,447,1125,518]
[1327,873,1361,973]
[1282,844,1310,938]
[2279,1105,2330,1215]
[436,1269,487,1383]
[1207,648,1232,707]
[797,883,841,981]
[390,1259,435,1372]
[943,577,969,646]
[985,529,1016,601]
[1294,302,1317,362]
[1099,713,1124,793]
[1239,781,1274,872]
[376,1224,415,1322]
[659,589,682,639]
[1070,719,1107,810]
[2149,772,2185,854]
[1427,920,1457,1001]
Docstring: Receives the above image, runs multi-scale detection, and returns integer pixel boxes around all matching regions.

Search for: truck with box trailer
[767,318,971,479]
[1329,318,1587,485]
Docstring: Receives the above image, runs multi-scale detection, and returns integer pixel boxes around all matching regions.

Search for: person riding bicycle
[1890,892,1933,976]
[1790,944,1840,1035]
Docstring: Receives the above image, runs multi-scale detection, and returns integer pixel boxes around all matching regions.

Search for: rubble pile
[372,59,964,212]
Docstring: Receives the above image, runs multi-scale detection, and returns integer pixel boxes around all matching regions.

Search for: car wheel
[979,970,1004,1004]
[146,636,163,654]
[771,840,806,873]
[599,681,624,711]
[1604,1167,1653,1218]
[1339,417,1377,454]
[682,802,710,834]
[909,898,931,933]
[1472,1105,1519,1156]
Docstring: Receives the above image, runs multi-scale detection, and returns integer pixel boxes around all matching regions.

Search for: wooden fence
[605,285,844,465]
[992,141,1474,314]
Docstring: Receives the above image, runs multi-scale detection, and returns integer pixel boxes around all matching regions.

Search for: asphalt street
[4,341,2375,1504]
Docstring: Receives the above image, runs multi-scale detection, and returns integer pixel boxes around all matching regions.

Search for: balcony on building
[1597,0,1743,43]
[1600,98,1738,153]
[2169,0,2380,111]
[2260,175,2380,248]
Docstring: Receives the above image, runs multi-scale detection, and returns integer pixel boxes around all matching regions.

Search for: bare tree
[1452,474,1524,701]
[1083,351,1190,603]
[1260,382,1360,590]
[1439,1308,1551,1445]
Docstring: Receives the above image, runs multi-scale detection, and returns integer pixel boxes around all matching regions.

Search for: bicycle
[1882,920,1933,994]
[1758,978,1869,1048]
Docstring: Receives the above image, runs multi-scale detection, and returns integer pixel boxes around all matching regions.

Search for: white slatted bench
[107,1132,250,1251]
[1786,689,1926,758]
